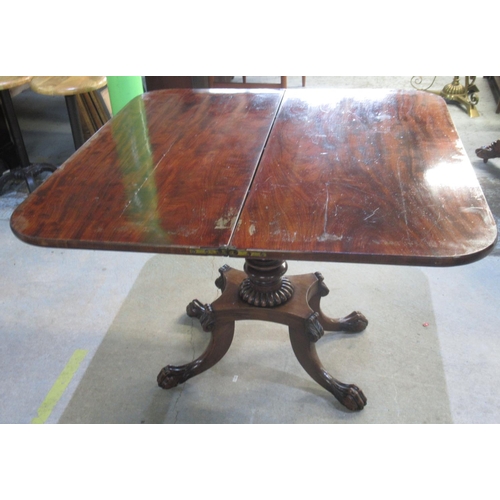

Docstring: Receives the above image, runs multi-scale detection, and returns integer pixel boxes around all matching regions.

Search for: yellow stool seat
[30,76,107,96]
[30,77,107,150]
[0,76,32,91]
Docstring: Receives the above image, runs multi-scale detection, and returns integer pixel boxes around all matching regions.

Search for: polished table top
[10,89,497,266]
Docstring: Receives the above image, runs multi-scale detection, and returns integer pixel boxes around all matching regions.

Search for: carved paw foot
[157,366,185,389]
[476,139,500,163]
[186,299,215,331]
[337,383,367,411]
[338,311,368,333]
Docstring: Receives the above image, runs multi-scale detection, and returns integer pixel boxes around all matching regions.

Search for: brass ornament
[411,76,479,117]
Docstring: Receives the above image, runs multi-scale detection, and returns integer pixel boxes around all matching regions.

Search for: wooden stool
[30,76,107,150]
[0,76,57,194]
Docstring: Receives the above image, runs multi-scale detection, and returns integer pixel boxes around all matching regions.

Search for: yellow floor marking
[31,349,88,424]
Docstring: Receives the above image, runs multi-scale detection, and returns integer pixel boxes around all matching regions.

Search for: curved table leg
[309,272,368,333]
[157,319,235,389]
[289,324,367,411]
[313,306,368,333]
[157,266,368,411]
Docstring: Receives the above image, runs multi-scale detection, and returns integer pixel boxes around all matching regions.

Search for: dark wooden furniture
[208,76,306,88]
[144,76,307,91]
[476,139,500,163]
[10,89,497,411]
[208,76,289,89]
[145,76,210,91]
[485,76,500,113]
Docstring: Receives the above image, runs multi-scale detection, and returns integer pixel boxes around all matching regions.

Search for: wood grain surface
[30,76,107,96]
[231,89,497,265]
[0,76,32,91]
[11,89,283,253]
[10,89,497,266]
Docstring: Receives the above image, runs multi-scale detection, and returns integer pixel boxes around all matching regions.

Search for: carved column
[239,258,294,307]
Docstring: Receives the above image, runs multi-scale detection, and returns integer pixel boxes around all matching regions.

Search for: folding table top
[10,88,497,266]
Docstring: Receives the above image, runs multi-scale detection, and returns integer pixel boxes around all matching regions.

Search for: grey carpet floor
[60,255,451,424]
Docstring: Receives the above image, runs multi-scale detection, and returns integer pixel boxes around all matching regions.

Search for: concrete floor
[1,76,500,424]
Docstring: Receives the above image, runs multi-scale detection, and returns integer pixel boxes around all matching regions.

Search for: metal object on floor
[411,76,480,117]
[0,77,57,195]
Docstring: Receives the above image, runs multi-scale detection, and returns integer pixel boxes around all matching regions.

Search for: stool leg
[64,95,85,150]
[0,89,30,167]
[0,89,58,194]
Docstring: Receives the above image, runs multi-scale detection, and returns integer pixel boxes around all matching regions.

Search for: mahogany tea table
[10,89,497,411]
